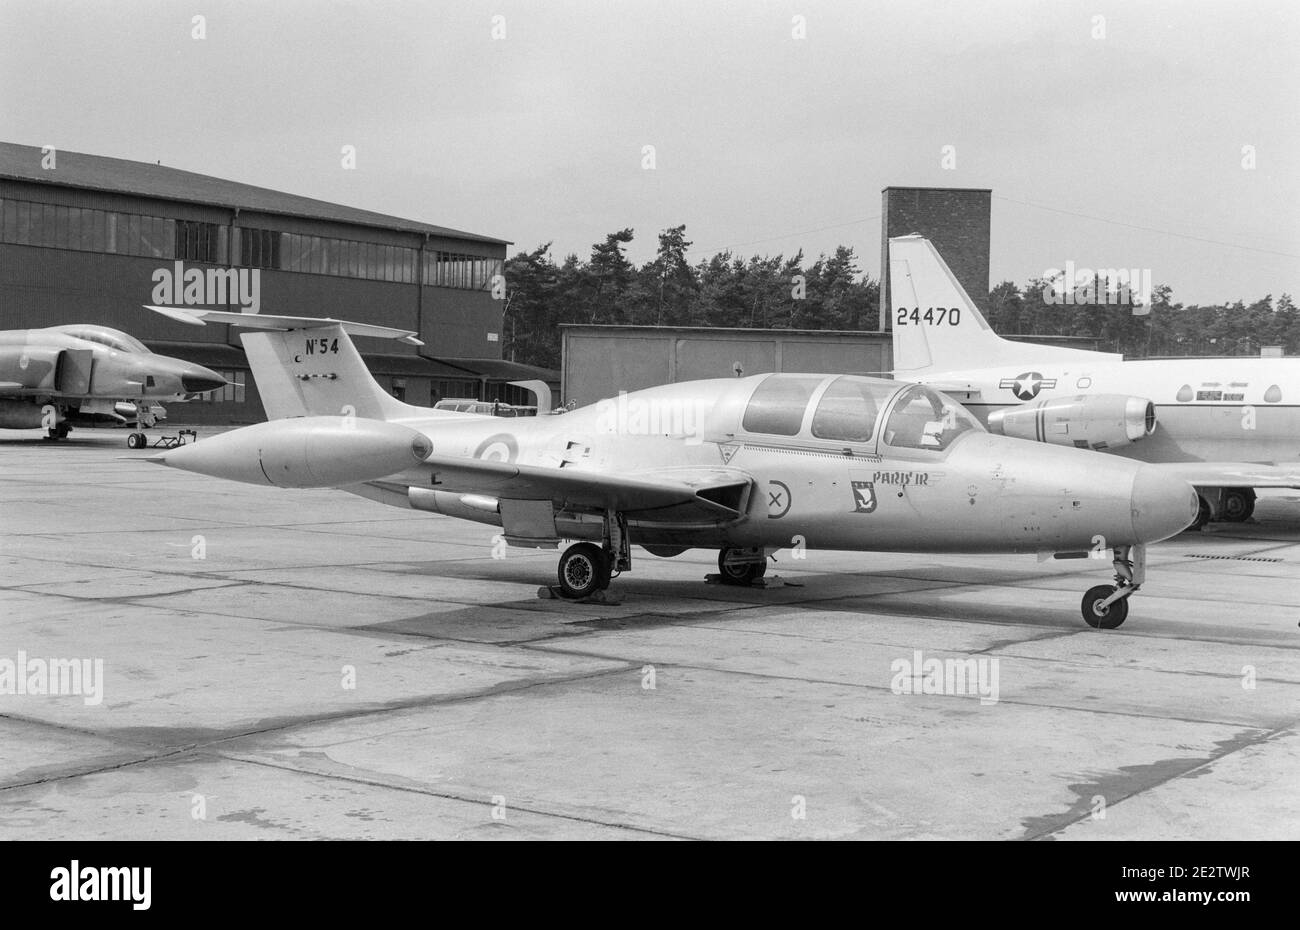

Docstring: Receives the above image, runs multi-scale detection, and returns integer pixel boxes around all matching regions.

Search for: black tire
[557,543,611,599]
[1221,489,1256,523]
[126,432,146,450]
[1081,585,1129,629]
[1190,495,1211,530]
[717,548,768,586]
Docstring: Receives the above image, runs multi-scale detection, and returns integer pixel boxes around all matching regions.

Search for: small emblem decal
[767,480,791,519]
[851,480,877,513]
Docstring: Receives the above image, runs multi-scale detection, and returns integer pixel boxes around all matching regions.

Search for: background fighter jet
[0,324,226,445]
[889,235,1300,527]
[145,307,1199,629]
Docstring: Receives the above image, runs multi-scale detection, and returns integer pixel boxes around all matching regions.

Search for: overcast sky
[3,0,1297,305]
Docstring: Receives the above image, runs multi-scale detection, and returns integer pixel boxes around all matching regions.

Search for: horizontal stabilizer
[144,306,423,345]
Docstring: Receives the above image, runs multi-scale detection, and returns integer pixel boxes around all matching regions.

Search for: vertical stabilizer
[888,235,1118,375]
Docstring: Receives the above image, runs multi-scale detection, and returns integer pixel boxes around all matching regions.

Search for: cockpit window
[52,325,151,354]
[883,385,981,451]
[741,374,824,436]
[811,376,895,443]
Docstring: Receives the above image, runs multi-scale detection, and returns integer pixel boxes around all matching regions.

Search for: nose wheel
[1079,544,1144,629]
[1081,585,1129,629]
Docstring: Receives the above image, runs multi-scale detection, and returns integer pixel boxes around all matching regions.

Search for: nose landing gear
[1081,544,1144,629]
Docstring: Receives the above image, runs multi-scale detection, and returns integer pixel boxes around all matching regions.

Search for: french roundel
[474,433,518,463]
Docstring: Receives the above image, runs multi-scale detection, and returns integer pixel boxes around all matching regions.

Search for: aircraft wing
[420,455,754,519]
[1153,463,1300,489]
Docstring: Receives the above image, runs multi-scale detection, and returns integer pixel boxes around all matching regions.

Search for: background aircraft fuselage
[0,324,225,433]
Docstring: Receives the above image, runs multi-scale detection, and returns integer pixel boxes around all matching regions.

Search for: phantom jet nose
[1130,466,1200,544]
[181,365,228,395]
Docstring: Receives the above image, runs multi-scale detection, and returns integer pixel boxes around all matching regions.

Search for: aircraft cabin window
[811,376,891,443]
[742,375,824,436]
[883,385,980,451]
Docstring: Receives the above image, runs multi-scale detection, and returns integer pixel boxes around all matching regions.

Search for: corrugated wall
[562,327,892,406]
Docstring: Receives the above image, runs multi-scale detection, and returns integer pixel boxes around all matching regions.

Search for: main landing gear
[1080,544,1145,629]
[43,423,70,441]
[1221,488,1256,523]
[717,547,768,585]
[1190,488,1256,529]
[555,511,631,599]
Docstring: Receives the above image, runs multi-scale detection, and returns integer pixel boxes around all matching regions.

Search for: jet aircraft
[889,235,1300,526]
[143,306,1199,629]
[0,324,227,445]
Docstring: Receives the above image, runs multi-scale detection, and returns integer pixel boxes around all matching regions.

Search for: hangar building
[0,141,556,423]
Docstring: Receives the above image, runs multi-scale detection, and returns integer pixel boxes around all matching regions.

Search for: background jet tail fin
[889,235,1005,375]
[888,236,1117,375]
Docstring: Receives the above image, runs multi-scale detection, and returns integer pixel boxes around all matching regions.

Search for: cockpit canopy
[49,325,152,354]
[740,374,981,452]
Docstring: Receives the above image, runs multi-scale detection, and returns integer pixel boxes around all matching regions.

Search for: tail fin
[887,235,1117,376]
[145,307,430,421]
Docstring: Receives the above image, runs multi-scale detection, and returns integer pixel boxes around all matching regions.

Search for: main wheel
[557,543,611,599]
[1189,495,1212,530]
[1081,585,1129,629]
[717,548,768,586]
[1221,489,1255,522]
[126,432,147,449]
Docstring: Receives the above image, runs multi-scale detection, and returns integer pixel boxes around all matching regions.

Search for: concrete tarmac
[2,427,1298,840]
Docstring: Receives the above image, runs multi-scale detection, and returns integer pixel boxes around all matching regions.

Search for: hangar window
[742,375,823,436]
[811,376,892,443]
[883,385,980,451]
[239,227,282,269]
[176,221,220,263]
[127,215,173,258]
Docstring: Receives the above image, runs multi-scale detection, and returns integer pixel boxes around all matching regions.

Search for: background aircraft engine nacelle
[0,399,58,429]
[153,416,433,488]
[987,394,1156,450]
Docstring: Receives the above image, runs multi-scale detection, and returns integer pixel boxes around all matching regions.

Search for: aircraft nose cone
[1130,466,1199,543]
[181,366,228,394]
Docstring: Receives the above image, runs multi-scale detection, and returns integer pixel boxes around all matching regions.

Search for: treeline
[986,280,1298,359]
[500,225,1295,369]
[501,226,878,369]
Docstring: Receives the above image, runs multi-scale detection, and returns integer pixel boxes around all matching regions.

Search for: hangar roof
[0,141,508,245]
